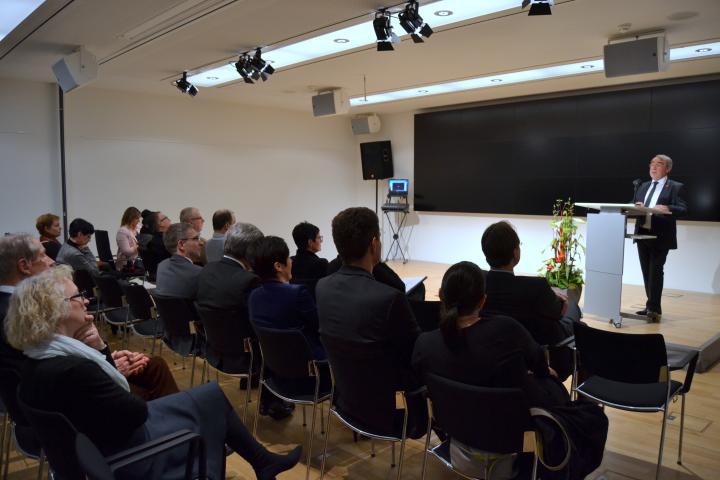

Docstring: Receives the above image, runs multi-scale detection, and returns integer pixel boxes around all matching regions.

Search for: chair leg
[302,405,307,427]
[420,404,433,480]
[371,439,376,457]
[678,393,686,465]
[305,403,318,480]
[320,402,325,434]
[252,381,264,437]
[242,375,252,425]
[36,452,45,480]
[319,408,333,480]
[2,425,12,480]
[656,405,669,480]
[391,442,396,467]
[396,437,407,480]
[531,451,538,480]
[190,356,196,387]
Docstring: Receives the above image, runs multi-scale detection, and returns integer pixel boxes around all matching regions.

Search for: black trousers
[636,241,669,314]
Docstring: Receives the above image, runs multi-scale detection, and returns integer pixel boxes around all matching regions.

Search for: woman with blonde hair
[6,266,301,479]
[116,207,142,271]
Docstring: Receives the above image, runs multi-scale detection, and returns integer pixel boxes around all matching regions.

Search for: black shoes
[256,445,302,480]
[259,401,295,420]
[636,309,648,316]
[636,309,662,322]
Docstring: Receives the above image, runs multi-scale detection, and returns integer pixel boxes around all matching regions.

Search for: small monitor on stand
[388,178,409,197]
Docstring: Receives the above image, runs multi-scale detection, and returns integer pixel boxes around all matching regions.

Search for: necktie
[646,181,659,207]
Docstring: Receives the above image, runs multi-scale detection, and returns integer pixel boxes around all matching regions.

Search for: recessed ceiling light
[349,41,720,106]
[435,10,453,17]
[206,76,219,80]
[334,38,350,43]
[418,89,429,93]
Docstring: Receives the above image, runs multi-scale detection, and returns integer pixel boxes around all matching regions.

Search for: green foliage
[539,198,585,289]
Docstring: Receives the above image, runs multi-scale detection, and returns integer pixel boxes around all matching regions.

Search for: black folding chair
[252,325,331,480]
[93,274,134,347]
[195,304,257,423]
[319,334,423,480]
[17,395,205,480]
[152,294,205,387]
[121,283,164,355]
[0,369,43,480]
[421,373,570,480]
[573,322,698,480]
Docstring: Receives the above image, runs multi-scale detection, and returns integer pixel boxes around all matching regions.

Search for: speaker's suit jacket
[154,255,202,299]
[633,179,687,250]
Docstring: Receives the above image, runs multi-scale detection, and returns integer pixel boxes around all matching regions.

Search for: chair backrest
[290,277,318,300]
[0,368,28,425]
[409,300,441,332]
[93,274,126,308]
[94,230,114,264]
[195,304,254,370]
[253,325,314,379]
[122,283,155,320]
[73,269,97,299]
[573,322,669,383]
[425,372,531,454]
[152,294,196,338]
[17,394,83,479]
[320,333,403,437]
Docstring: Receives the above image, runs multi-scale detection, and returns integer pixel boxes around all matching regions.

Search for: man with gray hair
[196,223,294,420]
[154,222,203,299]
[205,209,236,264]
[179,207,208,265]
[632,154,687,321]
[0,234,55,371]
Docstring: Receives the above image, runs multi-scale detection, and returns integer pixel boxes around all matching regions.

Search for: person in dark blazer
[633,154,687,321]
[290,222,328,297]
[316,207,425,438]
[154,223,203,299]
[138,211,171,281]
[481,221,580,381]
[249,236,324,359]
[6,267,301,480]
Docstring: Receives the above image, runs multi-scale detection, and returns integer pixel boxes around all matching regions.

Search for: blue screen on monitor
[388,179,409,195]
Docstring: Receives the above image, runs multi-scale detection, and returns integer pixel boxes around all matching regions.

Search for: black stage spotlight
[174,71,198,96]
[399,0,433,43]
[373,10,397,51]
[250,48,275,82]
[524,0,552,15]
[234,54,255,84]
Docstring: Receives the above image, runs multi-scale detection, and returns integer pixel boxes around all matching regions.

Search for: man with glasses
[56,218,107,275]
[632,154,687,321]
[180,207,208,265]
[290,221,329,297]
[155,223,203,299]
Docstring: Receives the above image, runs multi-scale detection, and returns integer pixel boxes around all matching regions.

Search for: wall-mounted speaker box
[52,47,98,93]
[312,90,350,117]
[360,140,394,180]
[351,114,382,135]
[603,35,668,78]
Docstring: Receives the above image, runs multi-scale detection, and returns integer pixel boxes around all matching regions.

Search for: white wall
[0,78,62,234]
[354,111,720,294]
[0,79,361,260]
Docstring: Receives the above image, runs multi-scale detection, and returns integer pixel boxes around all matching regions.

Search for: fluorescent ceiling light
[0,0,44,42]
[189,0,519,87]
[349,41,720,106]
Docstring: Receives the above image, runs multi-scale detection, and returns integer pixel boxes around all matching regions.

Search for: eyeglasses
[316,235,324,242]
[181,236,201,242]
[65,291,88,304]
[159,216,170,223]
[190,217,204,222]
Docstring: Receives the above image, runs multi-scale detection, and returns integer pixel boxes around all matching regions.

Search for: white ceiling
[1,0,719,114]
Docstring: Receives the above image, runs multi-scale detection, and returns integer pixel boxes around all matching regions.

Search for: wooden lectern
[577,203,668,327]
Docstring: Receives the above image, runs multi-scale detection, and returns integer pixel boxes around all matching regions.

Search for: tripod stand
[382,198,409,264]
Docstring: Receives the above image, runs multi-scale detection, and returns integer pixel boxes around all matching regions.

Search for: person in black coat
[480,221,580,380]
[290,222,329,298]
[138,211,172,281]
[6,266,301,480]
[632,154,688,320]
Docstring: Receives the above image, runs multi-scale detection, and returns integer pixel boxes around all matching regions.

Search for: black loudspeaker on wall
[360,140,394,180]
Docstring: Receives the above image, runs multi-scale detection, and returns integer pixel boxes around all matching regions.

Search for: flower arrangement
[540,198,585,290]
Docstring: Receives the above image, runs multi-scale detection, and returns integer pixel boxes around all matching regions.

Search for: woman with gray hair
[6,265,301,479]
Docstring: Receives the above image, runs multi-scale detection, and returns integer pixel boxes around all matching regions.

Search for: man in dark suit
[155,223,203,299]
[290,221,328,297]
[481,221,580,380]
[633,154,687,321]
[316,207,426,438]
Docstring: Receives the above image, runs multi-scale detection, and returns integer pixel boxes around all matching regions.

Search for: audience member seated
[0,235,178,401]
[179,207,208,265]
[290,222,328,289]
[196,223,294,420]
[56,218,106,276]
[481,221,581,380]
[412,261,607,478]
[249,236,324,359]
[36,213,62,260]
[205,209,235,263]
[154,223,203,299]
[138,211,171,281]
[6,267,301,480]
[116,206,142,271]
[316,207,426,438]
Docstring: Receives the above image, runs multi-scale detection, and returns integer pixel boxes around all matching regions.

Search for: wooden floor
[4,260,720,479]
